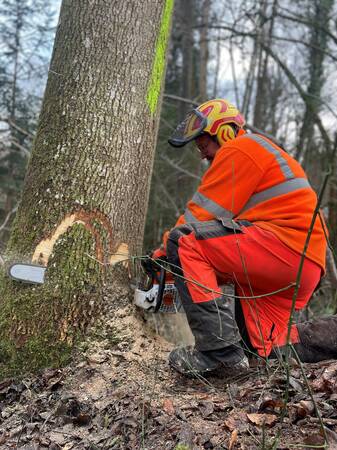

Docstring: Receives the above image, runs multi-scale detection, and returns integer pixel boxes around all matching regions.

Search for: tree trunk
[296,0,333,164]
[180,0,194,118]
[252,0,278,130]
[0,0,174,378]
[198,0,210,102]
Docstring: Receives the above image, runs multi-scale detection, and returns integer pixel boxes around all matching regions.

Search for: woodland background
[0,0,336,312]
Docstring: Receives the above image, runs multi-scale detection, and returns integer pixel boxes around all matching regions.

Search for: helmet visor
[168,109,208,147]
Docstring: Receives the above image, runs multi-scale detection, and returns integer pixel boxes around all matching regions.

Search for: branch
[10,139,31,157]
[0,204,18,233]
[159,154,201,181]
[276,10,337,46]
[201,23,337,63]
[0,116,34,139]
[10,120,34,139]
[163,93,199,107]
[260,43,332,152]
[153,173,181,217]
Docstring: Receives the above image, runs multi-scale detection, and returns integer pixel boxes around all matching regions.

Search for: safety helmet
[168,98,245,148]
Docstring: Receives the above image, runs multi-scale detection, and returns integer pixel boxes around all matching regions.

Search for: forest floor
[1,296,337,450]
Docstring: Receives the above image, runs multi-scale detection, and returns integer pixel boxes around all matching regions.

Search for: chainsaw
[8,258,183,314]
[134,257,183,313]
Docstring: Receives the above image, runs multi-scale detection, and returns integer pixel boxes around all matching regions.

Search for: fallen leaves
[294,400,315,419]
[247,412,278,427]
[2,333,337,450]
[162,398,175,415]
[228,429,238,450]
[224,409,249,432]
[198,400,214,418]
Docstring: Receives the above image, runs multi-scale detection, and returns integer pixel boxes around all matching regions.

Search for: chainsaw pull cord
[154,266,166,313]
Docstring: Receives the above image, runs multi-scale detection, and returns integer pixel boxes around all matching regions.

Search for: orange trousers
[167,220,321,357]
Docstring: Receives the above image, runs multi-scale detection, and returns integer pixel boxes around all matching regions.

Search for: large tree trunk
[0,0,174,378]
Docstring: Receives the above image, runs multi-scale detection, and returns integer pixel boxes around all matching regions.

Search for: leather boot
[169,344,249,377]
[271,315,337,363]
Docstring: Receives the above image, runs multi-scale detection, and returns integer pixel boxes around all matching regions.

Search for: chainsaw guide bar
[8,263,46,285]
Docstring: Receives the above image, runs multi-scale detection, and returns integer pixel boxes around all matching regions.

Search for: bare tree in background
[0,0,56,247]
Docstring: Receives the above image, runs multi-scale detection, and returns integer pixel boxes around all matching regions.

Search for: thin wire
[138,255,296,300]
[103,252,296,300]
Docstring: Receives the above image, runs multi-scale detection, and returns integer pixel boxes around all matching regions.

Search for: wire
[107,252,297,301]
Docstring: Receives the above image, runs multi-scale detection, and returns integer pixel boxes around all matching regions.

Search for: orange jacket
[166,132,326,270]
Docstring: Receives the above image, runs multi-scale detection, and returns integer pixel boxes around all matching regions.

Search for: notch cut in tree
[0,0,174,378]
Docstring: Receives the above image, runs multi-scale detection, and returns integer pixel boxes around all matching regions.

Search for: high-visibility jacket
[169,131,326,271]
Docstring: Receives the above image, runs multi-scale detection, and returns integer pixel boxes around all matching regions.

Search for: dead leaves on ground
[247,413,278,427]
[1,359,337,449]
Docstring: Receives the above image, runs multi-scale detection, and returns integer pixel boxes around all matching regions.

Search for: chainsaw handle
[154,267,166,313]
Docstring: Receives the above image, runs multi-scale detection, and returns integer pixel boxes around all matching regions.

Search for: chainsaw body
[134,282,182,313]
[134,258,183,314]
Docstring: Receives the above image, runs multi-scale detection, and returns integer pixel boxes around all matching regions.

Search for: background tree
[0,0,56,248]
[0,0,173,377]
[144,0,212,250]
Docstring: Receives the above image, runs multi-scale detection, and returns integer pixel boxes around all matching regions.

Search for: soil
[1,297,337,450]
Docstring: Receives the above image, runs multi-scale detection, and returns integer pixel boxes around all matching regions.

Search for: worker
[152,98,336,378]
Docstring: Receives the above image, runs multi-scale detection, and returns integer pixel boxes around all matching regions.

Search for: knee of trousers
[166,223,194,270]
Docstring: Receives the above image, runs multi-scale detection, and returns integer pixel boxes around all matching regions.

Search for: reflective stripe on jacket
[172,132,327,270]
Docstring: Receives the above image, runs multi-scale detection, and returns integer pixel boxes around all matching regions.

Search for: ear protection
[217,124,237,146]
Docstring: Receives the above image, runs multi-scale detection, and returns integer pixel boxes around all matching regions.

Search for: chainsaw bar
[8,263,46,284]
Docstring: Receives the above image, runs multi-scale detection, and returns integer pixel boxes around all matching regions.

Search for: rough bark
[179,0,194,118]
[198,0,210,102]
[0,0,174,378]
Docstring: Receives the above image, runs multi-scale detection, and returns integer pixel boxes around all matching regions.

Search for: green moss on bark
[0,225,103,379]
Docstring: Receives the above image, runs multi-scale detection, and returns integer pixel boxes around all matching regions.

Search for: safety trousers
[166,219,321,357]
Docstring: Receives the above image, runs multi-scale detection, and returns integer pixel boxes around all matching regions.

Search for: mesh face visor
[168,109,208,147]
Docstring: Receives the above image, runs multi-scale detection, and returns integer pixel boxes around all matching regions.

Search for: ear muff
[217,124,237,146]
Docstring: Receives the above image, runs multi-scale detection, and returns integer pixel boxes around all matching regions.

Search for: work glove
[141,247,167,279]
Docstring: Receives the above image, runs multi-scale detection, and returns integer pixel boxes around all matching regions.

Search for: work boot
[271,315,337,363]
[293,315,337,362]
[168,344,249,378]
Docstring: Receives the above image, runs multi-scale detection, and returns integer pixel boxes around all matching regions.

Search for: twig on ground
[291,344,328,445]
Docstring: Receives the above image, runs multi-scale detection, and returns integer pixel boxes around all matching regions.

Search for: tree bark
[252,0,278,130]
[296,0,334,164]
[0,0,174,378]
[198,0,210,102]
[180,0,194,118]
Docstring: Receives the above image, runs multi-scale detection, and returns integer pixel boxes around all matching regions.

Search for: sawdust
[102,304,173,361]
[148,311,195,346]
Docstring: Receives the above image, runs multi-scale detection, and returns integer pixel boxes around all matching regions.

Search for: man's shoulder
[218,133,275,167]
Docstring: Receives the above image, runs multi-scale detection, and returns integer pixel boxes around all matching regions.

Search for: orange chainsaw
[134,257,183,313]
